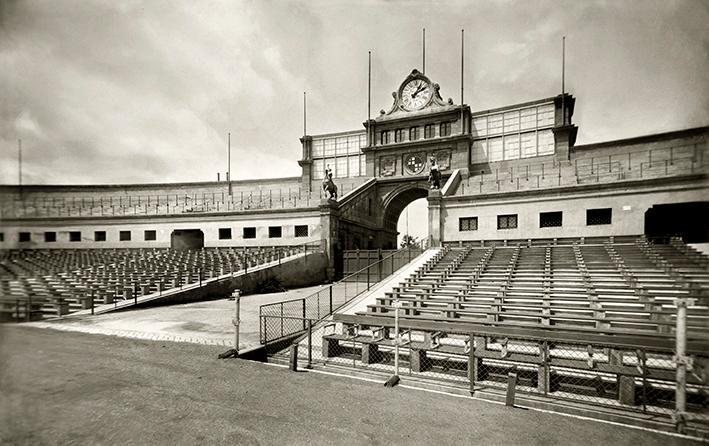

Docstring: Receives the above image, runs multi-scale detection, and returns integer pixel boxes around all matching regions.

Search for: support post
[233,290,241,356]
[674,297,692,433]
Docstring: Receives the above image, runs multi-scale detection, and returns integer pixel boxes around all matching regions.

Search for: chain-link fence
[267,300,709,432]
[259,246,423,344]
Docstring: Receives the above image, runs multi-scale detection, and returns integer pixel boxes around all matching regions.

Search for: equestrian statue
[322,165,338,200]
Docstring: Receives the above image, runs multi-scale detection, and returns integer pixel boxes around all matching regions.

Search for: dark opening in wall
[94,231,106,242]
[119,231,131,241]
[409,126,419,141]
[587,208,612,225]
[459,217,478,231]
[45,232,57,242]
[424,124,434,139]
[219,228,232,240]
[144,230,157,241]
[19,232,31,242]
[540,211,563,228]
[497,214,518,230]
[440,122,451,137]
[0,233,4,242]
[243,227,256,239]
[269,226,282,238]
[69,231,81,242]
[295,225,309,237]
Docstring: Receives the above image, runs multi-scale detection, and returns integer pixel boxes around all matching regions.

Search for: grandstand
[1,66,707,436]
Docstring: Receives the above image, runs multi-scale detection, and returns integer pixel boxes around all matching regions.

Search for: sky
[1,0,708,240]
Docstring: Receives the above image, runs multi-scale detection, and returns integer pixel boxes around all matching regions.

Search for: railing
[0,242,322,321]
[0,179,368,219]
[456,142,707,197]
[267,301,709,434]
[259,245,423,344]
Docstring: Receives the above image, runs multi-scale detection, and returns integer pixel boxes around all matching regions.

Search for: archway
[644,202,709,243]
[170,229,205,250]
[382,186,429,249]
[397,198,427,247]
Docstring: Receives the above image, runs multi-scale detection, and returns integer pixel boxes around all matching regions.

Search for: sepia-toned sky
[1,0,707,187]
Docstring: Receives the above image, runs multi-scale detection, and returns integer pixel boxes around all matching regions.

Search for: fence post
[302,299,306,330]
[90,289,95,315]
[233,290,241,356]
[674,297,692,433]
[367,265,370,291]
[307,319,313,369]
[329,286,333,314]
[133,284,137,305]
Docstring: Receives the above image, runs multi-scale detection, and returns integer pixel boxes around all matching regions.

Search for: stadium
[1,1,708,444]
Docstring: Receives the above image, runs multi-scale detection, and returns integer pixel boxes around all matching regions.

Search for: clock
[401,78,432,111]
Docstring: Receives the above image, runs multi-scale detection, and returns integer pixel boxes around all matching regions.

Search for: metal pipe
[675,297,688,422]
[234,290,241,355]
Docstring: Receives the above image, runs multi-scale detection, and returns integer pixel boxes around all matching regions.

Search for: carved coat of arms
[380,156,396,176]
[404,152,426,175]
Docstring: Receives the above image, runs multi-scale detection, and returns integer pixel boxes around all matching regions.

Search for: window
[119,230,131,241]
[45,232,57,242]
[424,124,435,139]
[459,217,478,231]
[439,122,451,137]
[243,227,256,239]
[409,127,419,141]
[0,233,4,242]
[295,225,309,237]
[380,131,389,145]
[540,211,563,228]
[144,230,157,241]
[69,231,81,242]
[94,231,106,242]
[587,208,612,225]
[268,226,282,238]
[219,228,232,240]
[497,214,518,230]
[394,129,404,143]
[19,232,31,242]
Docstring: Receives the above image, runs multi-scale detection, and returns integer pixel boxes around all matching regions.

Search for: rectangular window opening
[144,230,157,241]
[69,231,81,242]
[540,211,563,228]
[587,208,612,225]
[19,232,31,242]
[459,217,478,231]
[497,214,518,230]
[219,228,232,240]
[268,226,282,238]
[119,230,131,241]
[295,225,309,237]
[45,232,57,242]
[243,227,256,239]
[94,231,106,242]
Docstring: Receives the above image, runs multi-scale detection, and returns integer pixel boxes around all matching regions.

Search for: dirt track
[0,325,701,445]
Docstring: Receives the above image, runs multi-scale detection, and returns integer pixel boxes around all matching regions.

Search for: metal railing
[259,245,423,344]
[269,299,709,434]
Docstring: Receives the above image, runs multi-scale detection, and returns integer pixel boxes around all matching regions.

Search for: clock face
[401,79,432,111]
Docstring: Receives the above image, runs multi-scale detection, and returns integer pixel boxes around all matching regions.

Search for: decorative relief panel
[433,149,451,170]
[380,156,396,176]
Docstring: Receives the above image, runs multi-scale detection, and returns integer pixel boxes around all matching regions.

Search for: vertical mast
[228,132,232,195]
[367,50,371,146]
[561,36,566,125]
[303,91,307,136]
[461,29,465,131]
[422,28,426,74]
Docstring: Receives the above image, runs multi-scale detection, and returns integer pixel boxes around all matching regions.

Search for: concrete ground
[26,284,326,351]
[1,325,702,446]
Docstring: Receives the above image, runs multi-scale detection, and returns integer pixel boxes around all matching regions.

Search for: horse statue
[322,171,338,200]
[428,157,441,189]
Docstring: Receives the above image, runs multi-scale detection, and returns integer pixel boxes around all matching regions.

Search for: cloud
[0,0,707,186]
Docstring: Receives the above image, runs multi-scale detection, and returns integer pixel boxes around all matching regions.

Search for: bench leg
[322,338,339,358]
[361,343,380,364]
[618,375,636,405]
[410,349,428,372]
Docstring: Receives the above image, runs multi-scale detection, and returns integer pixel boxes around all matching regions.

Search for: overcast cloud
[1,0,707,186]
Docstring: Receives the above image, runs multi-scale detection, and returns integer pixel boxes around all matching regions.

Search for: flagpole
[561,36,566,125]
[368,50,371,146]
[422,28,426,74]
[461,29,465,131]
[228,132,232,196]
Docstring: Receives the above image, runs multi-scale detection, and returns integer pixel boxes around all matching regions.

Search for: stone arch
[381,183,430,247]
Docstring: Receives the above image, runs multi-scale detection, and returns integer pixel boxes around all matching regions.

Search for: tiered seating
[0,246,305,321]
[357,239,709,337]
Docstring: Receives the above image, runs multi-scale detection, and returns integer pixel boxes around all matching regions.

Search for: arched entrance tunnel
[382,186,430,249]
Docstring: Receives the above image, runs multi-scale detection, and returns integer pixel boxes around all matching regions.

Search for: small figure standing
[428,157,441,189]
